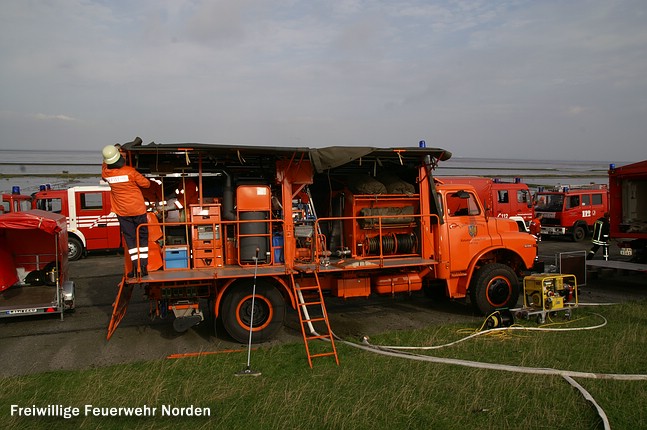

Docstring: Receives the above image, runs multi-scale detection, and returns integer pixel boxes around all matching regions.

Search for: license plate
[620,248,633,256]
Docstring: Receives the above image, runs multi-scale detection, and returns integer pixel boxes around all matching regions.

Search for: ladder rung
[305,334,330,341]
[302,317,326,323]
[296,285,320,290]
[310,352,337,358]
[299,301,323,306]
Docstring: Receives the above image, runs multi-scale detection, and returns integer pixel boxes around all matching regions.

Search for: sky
[0,0,645,162]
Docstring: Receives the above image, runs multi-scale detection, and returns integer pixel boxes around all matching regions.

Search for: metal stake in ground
[236,247,261,377]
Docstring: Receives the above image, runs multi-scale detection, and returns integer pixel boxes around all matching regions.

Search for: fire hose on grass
[301,306,644,430]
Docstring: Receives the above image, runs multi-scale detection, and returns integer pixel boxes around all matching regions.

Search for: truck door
[444,190,491,273]
[494,188,510,218]
[564,193,581,228]
[75,190,119,250]
[513,188,533,220]
[589,192,607,221]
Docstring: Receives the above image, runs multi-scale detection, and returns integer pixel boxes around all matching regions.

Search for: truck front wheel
[221,280,285,343]
[571,225,586,242]
[470,263,520,315]
[68,236,84,261]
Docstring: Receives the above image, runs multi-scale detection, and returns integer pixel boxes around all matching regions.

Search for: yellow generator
[520,274,578,323]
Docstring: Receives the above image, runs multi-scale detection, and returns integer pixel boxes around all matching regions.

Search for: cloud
[564,106,589,116]
[0,0,645,161]
[33,113,78,122]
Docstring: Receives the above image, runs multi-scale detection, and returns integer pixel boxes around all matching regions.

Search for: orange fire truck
[107,142,537,354]
[534,184,609,241]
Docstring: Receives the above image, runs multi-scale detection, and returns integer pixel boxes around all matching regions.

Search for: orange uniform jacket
[102,163,151,216]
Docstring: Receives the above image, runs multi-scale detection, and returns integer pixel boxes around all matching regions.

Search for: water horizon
[0,148,620,194]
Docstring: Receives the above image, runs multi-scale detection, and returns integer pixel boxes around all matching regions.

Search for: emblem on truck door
[468,225,478,237]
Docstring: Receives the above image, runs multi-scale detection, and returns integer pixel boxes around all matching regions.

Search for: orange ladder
[290,271,339,368]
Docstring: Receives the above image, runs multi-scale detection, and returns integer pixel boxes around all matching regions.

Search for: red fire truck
[534,184,609,241]
[32,186,121,260]
[608,160,647,265]
[106,141,537,359]
[0,187,32,214]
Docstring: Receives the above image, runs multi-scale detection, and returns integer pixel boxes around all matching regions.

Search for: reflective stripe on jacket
[102,163,151,216]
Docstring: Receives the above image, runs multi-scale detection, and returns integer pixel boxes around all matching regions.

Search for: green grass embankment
[1,303,646,429]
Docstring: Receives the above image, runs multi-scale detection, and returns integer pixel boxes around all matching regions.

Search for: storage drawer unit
[190,204,223,268]
[164,246,189,270]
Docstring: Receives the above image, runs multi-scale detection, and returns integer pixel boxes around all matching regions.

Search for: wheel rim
[486,276,512,307]
[68,242,79,259]
[235,295,273,331]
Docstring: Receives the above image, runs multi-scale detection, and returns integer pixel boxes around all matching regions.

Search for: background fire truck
[606,160,647,267]
[534,184,609,241]
[32,186,121,261]
[0,186,32,214]
[106,141,537,359]
[437,177,534,224]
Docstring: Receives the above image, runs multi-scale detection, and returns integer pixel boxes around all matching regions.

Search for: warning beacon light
[419,140,426,148]
[11,186,20,195]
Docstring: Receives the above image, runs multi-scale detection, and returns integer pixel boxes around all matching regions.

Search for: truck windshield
[535,194,563,212]
[35,198,63,213]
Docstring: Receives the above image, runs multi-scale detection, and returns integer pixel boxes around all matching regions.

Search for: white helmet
[102,145,121,165]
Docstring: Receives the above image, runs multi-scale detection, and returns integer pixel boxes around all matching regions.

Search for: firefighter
[588,212,610,260]
[101,144,151,277]
[529,214,542,241]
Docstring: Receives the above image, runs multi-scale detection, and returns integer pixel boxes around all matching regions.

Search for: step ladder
[290,271,339,368]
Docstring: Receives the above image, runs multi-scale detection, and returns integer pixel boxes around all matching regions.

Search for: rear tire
[470,263,520,315]
[221,280,285,343]
[68,236,84,261]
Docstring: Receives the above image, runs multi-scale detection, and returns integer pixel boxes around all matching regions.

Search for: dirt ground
[0,239,644,377]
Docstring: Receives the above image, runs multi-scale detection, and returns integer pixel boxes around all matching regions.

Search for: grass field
[1,302,646,429]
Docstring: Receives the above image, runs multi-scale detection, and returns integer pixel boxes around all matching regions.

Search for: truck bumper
[541,226,566,235]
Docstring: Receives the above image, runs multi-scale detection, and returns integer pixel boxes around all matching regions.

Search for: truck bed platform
[132,257,439,284]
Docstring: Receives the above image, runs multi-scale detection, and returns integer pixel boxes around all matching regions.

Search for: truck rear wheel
[68,236,84,261]
[470,263,520,315]
[221,280,285,343]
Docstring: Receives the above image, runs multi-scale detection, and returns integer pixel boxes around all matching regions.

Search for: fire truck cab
[437,177,534,225]
[1,187,32,214]
[32,186,120,260]
[535,184,609,241]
